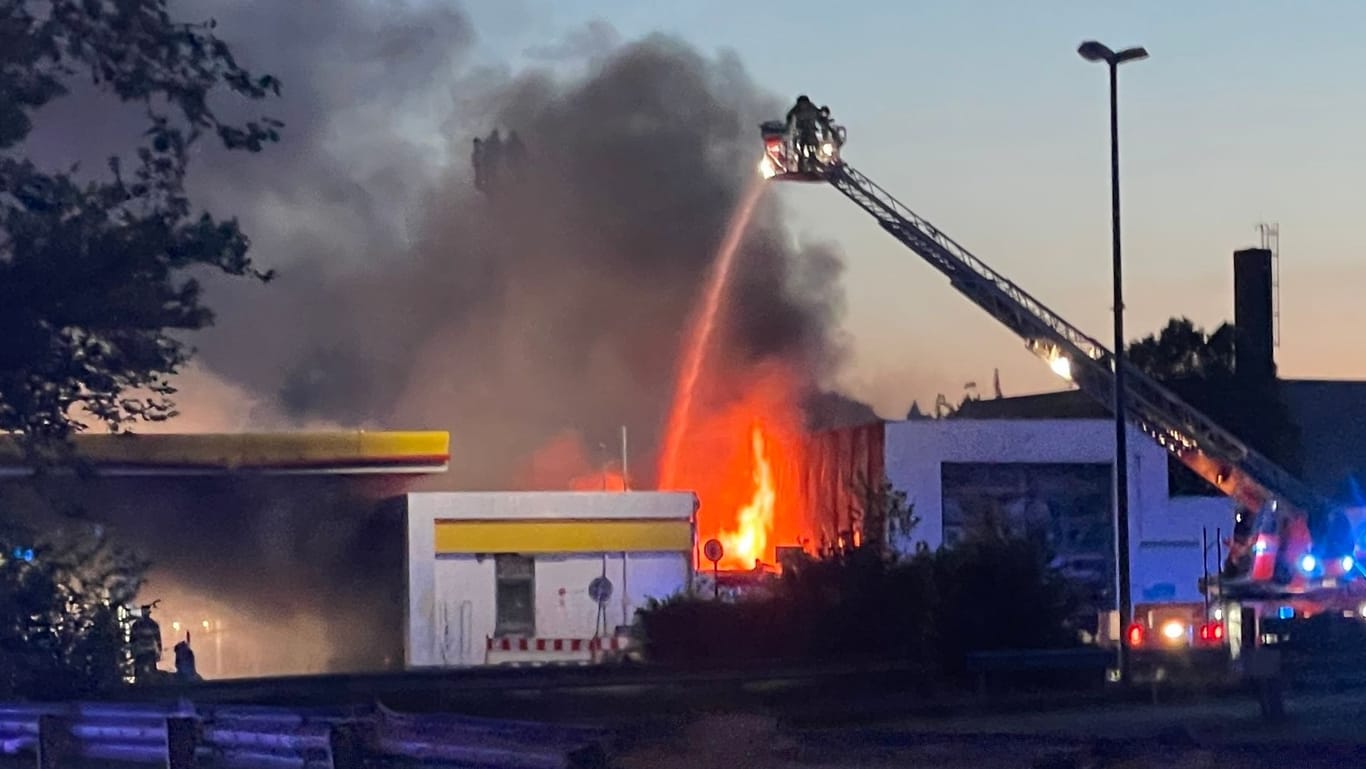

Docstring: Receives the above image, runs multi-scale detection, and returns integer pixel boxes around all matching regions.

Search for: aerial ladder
[758,115,1358,609]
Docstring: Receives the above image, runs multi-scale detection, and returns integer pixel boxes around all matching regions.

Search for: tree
[1128,318,1303,495]
[1,0,281,444]
[848,475,919,562]
[0,518,145,699]
[0,0,278,696]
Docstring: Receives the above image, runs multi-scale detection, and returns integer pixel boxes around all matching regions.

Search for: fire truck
[759,102,1365,655]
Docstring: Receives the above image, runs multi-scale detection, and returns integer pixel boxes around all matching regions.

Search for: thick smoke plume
[172,6,848,488]
[17,1,856,674]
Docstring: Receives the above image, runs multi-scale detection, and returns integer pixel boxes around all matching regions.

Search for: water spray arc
[658,179,767,489]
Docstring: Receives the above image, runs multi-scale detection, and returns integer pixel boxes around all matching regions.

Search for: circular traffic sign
[703,538,724,565]
[588,576,613,604]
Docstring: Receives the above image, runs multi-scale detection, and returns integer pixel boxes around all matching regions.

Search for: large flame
[660,363,806,569]
[719,423,776,568]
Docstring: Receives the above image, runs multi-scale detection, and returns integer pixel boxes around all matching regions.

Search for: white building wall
[883,418,1233,603]
[405,491,696,669]
[431,556,495,666]
[533,552,688,638]
[1133,495,1233,603]
[884,419,1164,552]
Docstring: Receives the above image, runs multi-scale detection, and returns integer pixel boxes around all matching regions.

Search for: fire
[570,470,627,491]
[652,179,814,569]
[719,424,776,568]
[659,180,766,490]
[518,430,627,491]
[659,363,806,569]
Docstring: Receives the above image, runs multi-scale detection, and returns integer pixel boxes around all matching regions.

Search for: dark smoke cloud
[172,12,850,488]
[15,1,857,674]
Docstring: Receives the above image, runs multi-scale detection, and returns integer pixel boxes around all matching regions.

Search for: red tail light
[1126,622,1145,647]
[1197,621,1225,644]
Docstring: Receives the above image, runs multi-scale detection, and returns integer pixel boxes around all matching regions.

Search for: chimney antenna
[1257,222,1281,348]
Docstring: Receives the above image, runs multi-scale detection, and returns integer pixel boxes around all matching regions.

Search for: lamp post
[1078,39,1147,686]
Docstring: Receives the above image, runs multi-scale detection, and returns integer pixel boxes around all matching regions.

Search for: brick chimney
[1233,247,1275,382]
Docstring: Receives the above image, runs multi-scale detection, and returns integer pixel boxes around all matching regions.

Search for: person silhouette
[472,136,485,191]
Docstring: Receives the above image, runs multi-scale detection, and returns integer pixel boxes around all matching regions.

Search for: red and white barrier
[484,636,630,666]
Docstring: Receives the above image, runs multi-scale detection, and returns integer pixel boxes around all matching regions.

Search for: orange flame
[570,470,627,491]
[660,363,806,569]
[659,180,766,490]
[719,424,776,569]
[518,430,627,491]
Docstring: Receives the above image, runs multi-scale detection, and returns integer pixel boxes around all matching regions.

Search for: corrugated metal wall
[796,422,885,551]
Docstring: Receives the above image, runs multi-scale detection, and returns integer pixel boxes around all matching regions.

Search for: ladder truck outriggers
[761,103,1363,652]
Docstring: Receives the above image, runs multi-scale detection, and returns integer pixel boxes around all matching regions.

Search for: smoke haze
[15,1,861,675]
[156,3,852,489]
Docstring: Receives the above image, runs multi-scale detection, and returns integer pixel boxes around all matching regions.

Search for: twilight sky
[464,0,1366,416]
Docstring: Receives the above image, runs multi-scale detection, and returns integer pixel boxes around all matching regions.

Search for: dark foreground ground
[13,649,1366,767]
[619,687,1366,769]
[5,685,1366,768]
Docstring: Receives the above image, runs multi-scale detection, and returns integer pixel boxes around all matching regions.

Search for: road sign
[588,576,613,605]
[703,538,724,565]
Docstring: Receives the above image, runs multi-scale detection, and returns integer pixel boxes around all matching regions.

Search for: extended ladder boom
[823,161,1334,582]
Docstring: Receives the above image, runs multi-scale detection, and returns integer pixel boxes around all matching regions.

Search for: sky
[462,0,1366,416]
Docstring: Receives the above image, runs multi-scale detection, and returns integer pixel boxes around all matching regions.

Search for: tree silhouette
[0,0,278,696]
[1129,318,1302,494]
[1,0,281,445]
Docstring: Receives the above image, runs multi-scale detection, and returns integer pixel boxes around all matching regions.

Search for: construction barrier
[485,635,632,666]
[0,699,606,769]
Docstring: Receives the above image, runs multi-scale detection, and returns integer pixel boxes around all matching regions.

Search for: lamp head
[1078,41,1149,65]
[1078,41,1114,62]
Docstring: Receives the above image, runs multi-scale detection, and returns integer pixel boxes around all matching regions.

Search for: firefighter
[174,634,203,683]
[472,136,485,192]
[128,601,163,684]
[784,95,823,171]
[819,105,841,150]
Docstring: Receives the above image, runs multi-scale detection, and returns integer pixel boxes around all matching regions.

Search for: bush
[930,530,1080,675]
[634,530,1079,677]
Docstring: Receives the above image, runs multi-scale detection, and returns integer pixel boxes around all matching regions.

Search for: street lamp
[1078,39,1147,686]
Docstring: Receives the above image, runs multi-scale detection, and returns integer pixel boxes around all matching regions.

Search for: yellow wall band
[434,519,693,554]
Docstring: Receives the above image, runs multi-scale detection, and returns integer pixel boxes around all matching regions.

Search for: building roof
[952,390,1106,420]
[0,431,450,476]
[947,381,1366,505]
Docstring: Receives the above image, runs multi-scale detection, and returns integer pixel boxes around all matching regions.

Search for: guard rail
[0,699,606,769]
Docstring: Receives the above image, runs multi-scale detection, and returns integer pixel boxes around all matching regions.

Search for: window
[494,554,535,637]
